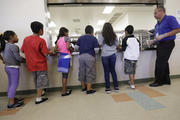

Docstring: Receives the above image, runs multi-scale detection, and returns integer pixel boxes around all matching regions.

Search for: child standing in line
[98,22,120,94]
[21,21,53,104]
[75,25,99,94]
[2,31,25,109]
[54,27,73,96]
[122,25,140,89]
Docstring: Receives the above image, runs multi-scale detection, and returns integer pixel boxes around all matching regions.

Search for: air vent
[109,12,122,24]
[75,28,81,31]
[73,19,80,22]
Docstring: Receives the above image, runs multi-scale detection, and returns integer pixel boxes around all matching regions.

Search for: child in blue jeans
[98,23,120,94]
[2,31,25,109]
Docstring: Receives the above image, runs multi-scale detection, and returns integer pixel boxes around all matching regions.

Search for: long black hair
[102,22,116,46]
[0,31,16,52]
[55,27,69,44]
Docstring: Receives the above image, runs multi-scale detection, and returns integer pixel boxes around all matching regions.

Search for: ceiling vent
[73,19,80,23]
[109,12,122,24]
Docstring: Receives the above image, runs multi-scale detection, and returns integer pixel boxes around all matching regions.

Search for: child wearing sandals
[54,27,73,96]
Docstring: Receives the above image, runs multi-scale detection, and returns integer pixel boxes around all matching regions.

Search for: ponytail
[0,30,15,52]
[0,34,6,52]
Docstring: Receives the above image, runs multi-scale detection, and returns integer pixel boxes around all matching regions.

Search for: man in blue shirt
[149,6,180,87]
[75,25,99,94]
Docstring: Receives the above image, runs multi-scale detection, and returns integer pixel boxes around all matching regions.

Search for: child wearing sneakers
[98,22,120,94]
[75,25,99,94]
[122,25,140,89]
[21,21,53,104]
[1,31,25,109]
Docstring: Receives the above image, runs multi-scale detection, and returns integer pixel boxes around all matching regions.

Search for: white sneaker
[114,90,119,93]
[128,81,136,89]
[105,89,111,94]
[114,89,119,93]
[130,84,136,89]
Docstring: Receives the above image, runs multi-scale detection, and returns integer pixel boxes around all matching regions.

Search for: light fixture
[103,6,115,14]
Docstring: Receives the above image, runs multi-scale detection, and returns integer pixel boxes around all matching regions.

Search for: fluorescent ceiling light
[97,20,105,26]
[48,21,56,28]
[103,6,115,14]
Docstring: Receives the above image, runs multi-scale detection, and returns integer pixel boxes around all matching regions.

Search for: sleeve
[11,45,23,62]
[169,16,180,30]
[136,38,141,50]
[115,37,119,46]
[76,38,80,46]
[40,39,49,55]
[122,37,128,51]
[98,34,104,46]
[75,45,80,51]
[94,37,99,48]
[65,36,71,42]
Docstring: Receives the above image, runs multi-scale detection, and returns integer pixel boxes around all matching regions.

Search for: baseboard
[0,75,179,97]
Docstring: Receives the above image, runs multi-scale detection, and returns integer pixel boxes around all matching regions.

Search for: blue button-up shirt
[155,15,180,42]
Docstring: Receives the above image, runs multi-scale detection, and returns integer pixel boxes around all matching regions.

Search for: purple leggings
[5,67,20,99]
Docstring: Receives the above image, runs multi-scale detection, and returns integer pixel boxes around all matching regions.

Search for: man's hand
[146,40,157,45]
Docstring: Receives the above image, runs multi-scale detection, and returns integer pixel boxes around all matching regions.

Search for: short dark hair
[125,25,134,35]
[157,6,166,13]
[85,25,94,34]
[30,21,43,34]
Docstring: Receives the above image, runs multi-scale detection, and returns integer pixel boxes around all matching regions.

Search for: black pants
[155,40,175,84]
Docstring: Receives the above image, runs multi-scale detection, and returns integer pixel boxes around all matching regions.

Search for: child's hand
[48,51,57,56]
[22,58,26,63]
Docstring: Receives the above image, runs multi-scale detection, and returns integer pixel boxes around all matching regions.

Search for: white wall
[113,8,156,31]
[113,13,129,31]
[165,0,180,75]
[0,0,49,46]
[128,11,156,30]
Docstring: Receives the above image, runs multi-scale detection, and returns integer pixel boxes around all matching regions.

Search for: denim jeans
[101,54,119,90]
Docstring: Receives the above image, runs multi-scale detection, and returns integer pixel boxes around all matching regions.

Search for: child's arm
[115,37,121,51]
[11,45,25,63]
[121,37,128,51]
[65,37,74,53]
[0,54,4,63]
[40,40,54,56]
[75,37,80,52]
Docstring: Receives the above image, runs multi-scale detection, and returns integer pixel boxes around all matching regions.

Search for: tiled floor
[0,78,180,120]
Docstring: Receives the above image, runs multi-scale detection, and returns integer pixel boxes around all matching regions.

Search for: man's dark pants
[155,40,175,84]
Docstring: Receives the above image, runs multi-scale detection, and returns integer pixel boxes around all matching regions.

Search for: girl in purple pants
[1,31,25,109]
